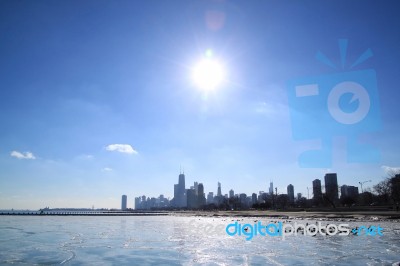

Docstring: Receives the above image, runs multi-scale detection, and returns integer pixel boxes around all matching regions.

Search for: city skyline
[1,1,400,209]
[130,170,367,210]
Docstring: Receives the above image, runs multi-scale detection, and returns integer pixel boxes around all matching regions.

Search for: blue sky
[1,0,399,209]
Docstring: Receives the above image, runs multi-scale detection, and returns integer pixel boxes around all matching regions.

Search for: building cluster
[120,171,360,210]
[133,194,170,210]
[312,173,359,206]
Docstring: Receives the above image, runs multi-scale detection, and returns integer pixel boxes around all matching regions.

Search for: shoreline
[1,210,399,222]
[173,210,400,222]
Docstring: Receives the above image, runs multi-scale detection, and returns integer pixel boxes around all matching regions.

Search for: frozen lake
[0,215,399,265]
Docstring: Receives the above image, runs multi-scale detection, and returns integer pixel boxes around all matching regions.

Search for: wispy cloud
[255,101,274,115]
[381,165,400,175]
[101,167,113,172]
[77,154,94,160]
[253,101,286,118]
[105,144,138,154]
[10,151,36,160]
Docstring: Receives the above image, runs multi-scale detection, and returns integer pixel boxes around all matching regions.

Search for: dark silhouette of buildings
[269,181,274,195]
[324,173,339,202]
[252,193,257,205]
[312,179,322,202]
[287,184,294,203]
[131,169,370,211]
[341,185,359,199]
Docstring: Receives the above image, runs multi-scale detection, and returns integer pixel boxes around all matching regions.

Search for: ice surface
[0,216,399,265]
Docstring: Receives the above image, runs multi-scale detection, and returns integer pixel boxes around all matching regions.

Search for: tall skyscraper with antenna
[173,169,187,207]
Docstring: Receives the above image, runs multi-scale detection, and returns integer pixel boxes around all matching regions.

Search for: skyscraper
[252,193,257,205]
[324,173,339,201]
[297,193,302,201]
[207,192,214,204]
[186,188,197,209]
[217,182,222,197]
[287,184,294,203]
[194,182,199,195]
[134,197,141,210]
[173,184,179,205]
[197,183,206,207]
[229,189,234,198]
[173,171,187,207]
[179,172,185,189]
[269,181,274,195]
[313,179,322,200]
[121,195,127,210]
[239,193,247,206]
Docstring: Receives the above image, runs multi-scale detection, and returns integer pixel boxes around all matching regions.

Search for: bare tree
[373,178,391,203]
[374,170,400,204]
[276,194,289,209]
[390,174,400,204]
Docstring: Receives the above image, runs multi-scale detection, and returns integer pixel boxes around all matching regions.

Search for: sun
[192,58,226,91]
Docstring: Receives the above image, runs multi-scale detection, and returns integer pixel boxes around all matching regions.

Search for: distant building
[297,193,302,201]
[134,194,170,210]
[312,179,322,200]
[173,171,187,207]
[157,194,170,208]
[187,188,197,209]
[258,191,268,203]
[217,182,222,197]
[207,192,214,204]
[269,182,274,195]
[252,193,257,205]
[287,184,294,203]
[198,183,206,207]
[324,173,339,201]
[194,182,199,195]
[239,193,247,207]
[134,197,141,210]
[341,185,359,199]
[229,189,234,198]
[149,197,156,208]
[121,195,127,210]
[173,184,179,205]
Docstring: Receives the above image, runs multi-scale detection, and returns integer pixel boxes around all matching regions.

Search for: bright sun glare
[192,58,226,91]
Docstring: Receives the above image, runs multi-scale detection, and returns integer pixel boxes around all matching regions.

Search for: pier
[0,210,170,216]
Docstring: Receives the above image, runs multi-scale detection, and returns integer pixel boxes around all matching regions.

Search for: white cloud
[10,151,36,160]
[101,167,113,172]
[381,165,400,174]
[105,144,138,154]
